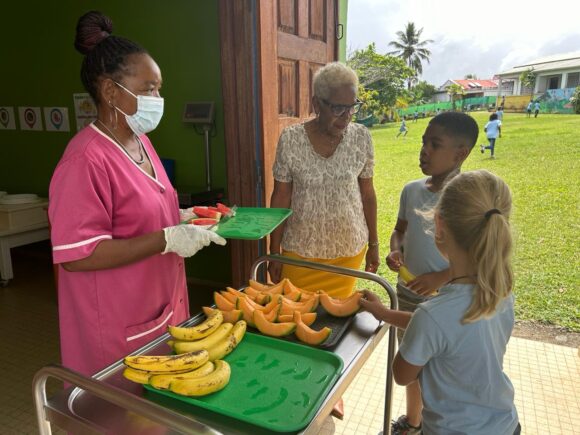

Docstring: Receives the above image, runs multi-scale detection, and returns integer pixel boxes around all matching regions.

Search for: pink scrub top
[49,124,189,376]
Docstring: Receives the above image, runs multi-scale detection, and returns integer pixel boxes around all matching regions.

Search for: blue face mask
[114,81,164,136]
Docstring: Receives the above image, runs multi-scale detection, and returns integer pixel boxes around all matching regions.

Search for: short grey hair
[313,62,359,100]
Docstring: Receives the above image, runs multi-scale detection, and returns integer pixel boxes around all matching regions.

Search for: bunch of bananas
[122,312,247,397]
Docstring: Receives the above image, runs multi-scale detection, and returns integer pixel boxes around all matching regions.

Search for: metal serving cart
[33,254,398,434]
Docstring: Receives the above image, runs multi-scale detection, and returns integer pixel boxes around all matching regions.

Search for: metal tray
[143,332,343,433]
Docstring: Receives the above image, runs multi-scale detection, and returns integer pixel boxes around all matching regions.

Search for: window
[566,72,580,88]
[548,76,560,90]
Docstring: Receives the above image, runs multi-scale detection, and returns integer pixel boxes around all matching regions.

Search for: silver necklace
[96,120,145,165]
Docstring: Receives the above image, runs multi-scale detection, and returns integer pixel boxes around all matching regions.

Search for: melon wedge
[319,292,361,317]
[202,306,243,324]
[237,297,257,327]
[214,292,235,311]
[253,310,296,337]
[248,279,271,292]
[293,311,331,346]
[278,311,316,326]
[279,296,319,315]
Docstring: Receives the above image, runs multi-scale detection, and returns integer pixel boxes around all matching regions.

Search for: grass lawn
[364,111,580,331]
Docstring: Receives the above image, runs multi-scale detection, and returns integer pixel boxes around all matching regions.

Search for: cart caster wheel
[0,279,9,288]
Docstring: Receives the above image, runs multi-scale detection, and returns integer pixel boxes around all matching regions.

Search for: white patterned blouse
[273,122,375,259]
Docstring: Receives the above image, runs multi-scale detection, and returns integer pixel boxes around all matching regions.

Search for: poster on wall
[18,107,43,131]
[0,107,17,130]
[73,93,97,131]
[44,107,70,132]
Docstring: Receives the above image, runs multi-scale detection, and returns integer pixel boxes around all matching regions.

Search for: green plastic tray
[214,207,292,240]
[144,332,343,433]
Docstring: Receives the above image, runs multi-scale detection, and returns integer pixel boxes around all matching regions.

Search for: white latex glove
[179,207,196,222]
[163,224,226,257]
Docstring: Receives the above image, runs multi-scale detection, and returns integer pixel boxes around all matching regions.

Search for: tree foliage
[388,22,434,88]
[407,80,437,105]
[347,43,414,110]
[571,86,580,114]
[446,83,465,111]
[519,68,536,96]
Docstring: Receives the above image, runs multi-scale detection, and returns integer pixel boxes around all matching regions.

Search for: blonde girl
[360,170,520,435]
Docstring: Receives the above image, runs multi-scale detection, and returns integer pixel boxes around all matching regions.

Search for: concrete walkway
[317,333,580,435]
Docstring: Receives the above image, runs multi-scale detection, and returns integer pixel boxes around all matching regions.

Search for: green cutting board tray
[214,207,292,240]
[144,332,343,433]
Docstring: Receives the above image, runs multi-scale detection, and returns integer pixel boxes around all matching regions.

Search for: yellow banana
[123,367,152,384]
[173,323,234,354]
[170,360,231,397]
[399,265,416,284]
[149,361,215,390]
[124,350,209,373]
[168,311,224,341]
[206,320,247,361]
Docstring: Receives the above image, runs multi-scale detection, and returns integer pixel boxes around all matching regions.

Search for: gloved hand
[163,224,226,257]
[179,207,196,222]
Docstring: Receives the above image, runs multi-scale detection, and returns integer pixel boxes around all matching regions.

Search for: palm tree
[389,22,434,89]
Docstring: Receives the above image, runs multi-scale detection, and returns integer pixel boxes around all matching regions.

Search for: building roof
[498,51,580,77]
[439,79,498,91]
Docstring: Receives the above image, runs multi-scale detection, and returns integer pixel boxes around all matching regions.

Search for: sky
[346,0,580,87]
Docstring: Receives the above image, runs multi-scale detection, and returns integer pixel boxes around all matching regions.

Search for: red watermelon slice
[193,206,222,220]
[189,218,219,226]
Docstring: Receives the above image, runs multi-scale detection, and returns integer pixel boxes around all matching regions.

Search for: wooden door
[259,0,338,207]
[219,0,337,287]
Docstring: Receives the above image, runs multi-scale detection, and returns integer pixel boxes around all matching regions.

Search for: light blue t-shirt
[534,102,540,111]
[399,284,519,435]
[398,178,448,276]
[485,119,502,139]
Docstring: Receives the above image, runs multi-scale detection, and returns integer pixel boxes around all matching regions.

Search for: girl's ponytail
[436,170,514,323]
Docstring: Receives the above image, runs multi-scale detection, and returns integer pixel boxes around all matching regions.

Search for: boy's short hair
[429,112,479,150]
[490,113,498,121]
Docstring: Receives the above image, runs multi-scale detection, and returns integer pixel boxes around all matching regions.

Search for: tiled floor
[1,242,578,434]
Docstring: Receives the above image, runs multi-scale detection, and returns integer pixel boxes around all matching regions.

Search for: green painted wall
[0,1,230,284]
[338,0,349,62]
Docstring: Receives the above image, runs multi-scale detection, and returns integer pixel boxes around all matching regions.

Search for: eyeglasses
[320,98,363,117]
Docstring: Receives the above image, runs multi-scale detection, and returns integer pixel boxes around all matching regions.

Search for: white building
[497,51,580,97]
[432,79,498,102]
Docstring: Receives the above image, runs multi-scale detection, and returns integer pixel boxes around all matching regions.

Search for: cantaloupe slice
[220,290,238,304]
[214,292,235,311]
[278,311,316,326]
[293,311,331,345]
[279,296,319,315]
[202,306,243,324]
[248,279,271,292]
[253,310,296,337]
[319,292,361,317]
[237,297,257,327]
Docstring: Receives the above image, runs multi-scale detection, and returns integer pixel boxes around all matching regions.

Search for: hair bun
[74,10,113,55]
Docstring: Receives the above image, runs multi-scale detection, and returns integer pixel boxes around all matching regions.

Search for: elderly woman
[268,62,379,299]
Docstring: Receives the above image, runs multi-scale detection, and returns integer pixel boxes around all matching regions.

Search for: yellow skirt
[280,247,366,299]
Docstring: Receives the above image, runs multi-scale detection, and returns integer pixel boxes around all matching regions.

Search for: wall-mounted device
[179,101,224,207]
[183,102,216,193]
[183,101,215,125]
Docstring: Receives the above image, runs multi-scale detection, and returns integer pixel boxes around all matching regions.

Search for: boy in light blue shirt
[481,112,502,158]
[534,101,541,117]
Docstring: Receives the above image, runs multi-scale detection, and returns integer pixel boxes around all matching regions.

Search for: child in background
[496,105,504,121]
[396,116,408,138]
[360,169,520,435]
[383,111,479,434]
[526,101,533,117]
[481,112,502,158]
[534,101,541,117]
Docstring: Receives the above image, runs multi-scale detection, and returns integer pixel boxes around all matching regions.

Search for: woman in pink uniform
[49,11,225,377]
